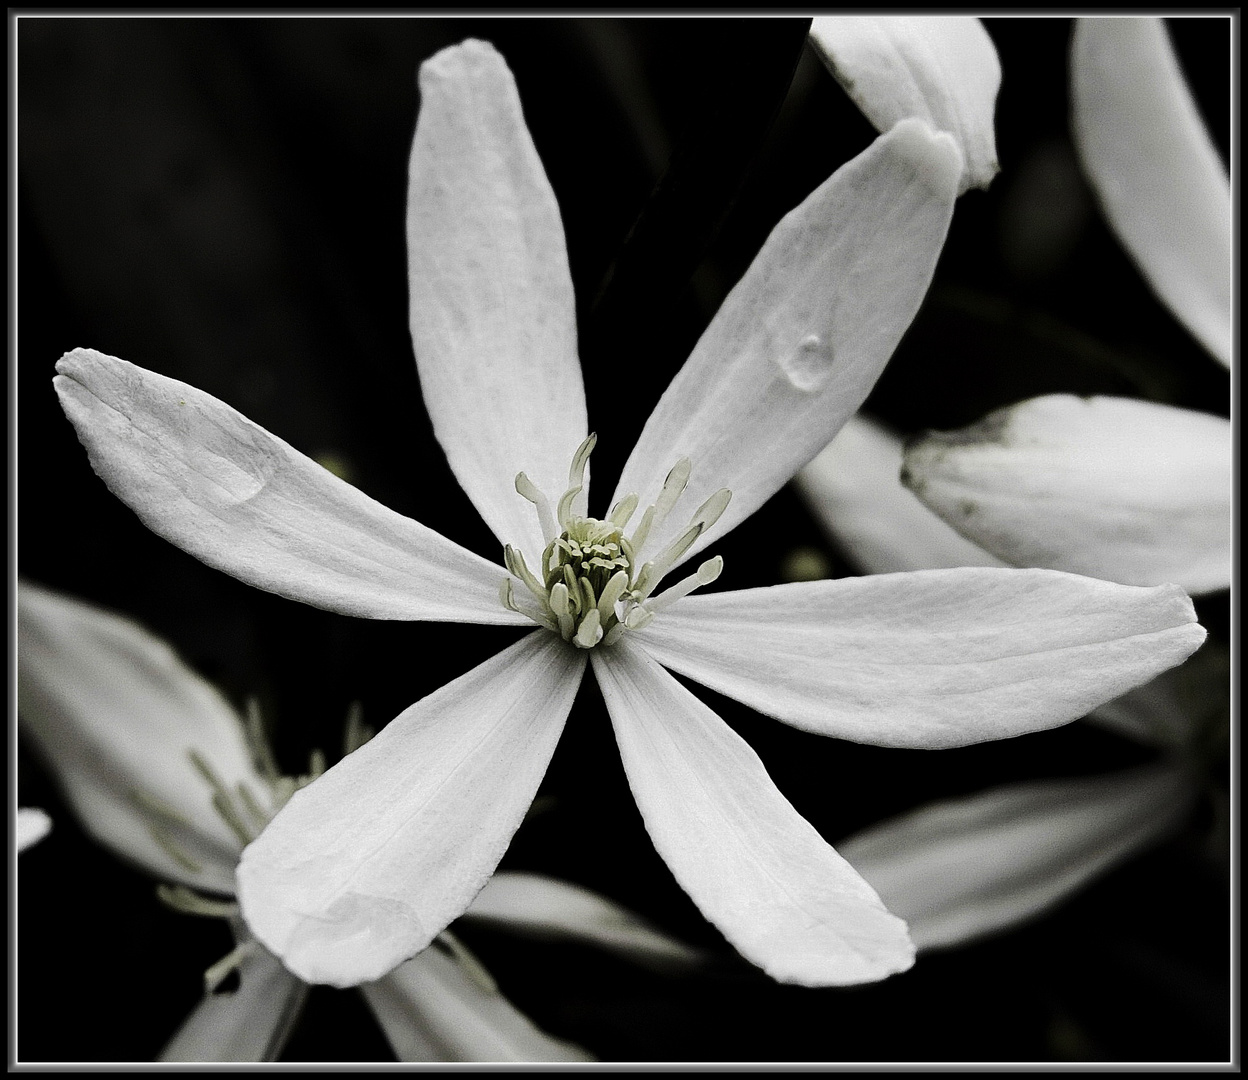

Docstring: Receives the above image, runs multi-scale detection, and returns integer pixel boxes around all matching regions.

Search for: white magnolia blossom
[17,808,52,853]
[1072,17,1231,367]
[55,39,1205,992]
[808,16,1001,194]
[793,415,1215,949]
[19,581,702,1062]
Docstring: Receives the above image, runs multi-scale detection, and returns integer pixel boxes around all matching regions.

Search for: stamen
[236,781,271,830]
[308,748,327,780]
[634,523,705,600]
[244,698,281,785]
[343,701,371,757]
[515,472,558,547]
[212,791,255,848]
[157,883,239,919]
[645,556,724,615]
[130,788,193,827]
[596,569,630,623]
[573,607,603,648]
[435,930,499,995]
[690,488,732,532]
[556,485,583,531]
[567,433,597,493]
[609,492,639,529]
[504,545,549,608]
[549,582,575,639]
[147,823,203,874]
[203,939,259,995]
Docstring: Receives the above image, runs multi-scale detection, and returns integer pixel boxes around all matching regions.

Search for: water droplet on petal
[776,334,835,394]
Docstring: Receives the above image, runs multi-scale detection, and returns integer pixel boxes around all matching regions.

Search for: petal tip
[888,117,964,200]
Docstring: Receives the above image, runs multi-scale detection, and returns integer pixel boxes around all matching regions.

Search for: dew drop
[776,333,835,393]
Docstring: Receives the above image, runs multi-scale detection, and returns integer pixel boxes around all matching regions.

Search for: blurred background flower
[17,15,1230,1063]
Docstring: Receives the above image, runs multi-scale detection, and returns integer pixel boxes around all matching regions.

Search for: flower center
[501,434,729,648]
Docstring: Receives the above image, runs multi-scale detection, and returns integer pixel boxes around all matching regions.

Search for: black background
[15,16,1231,1064]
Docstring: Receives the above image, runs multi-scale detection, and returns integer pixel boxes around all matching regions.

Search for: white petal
[839,764,1196,951]
[463,871,705,972]
[591,640,915,987]
[902,395,1231,594]
[17,808,52,853]
[55,349,525,626]
[1072,18,1230,366]
[361,941,592,1062]
[409,40,588,556]
[809,16,1000,193]
[794,414,1005,574]
[612,118,960,571]
[637,569,1206,749]
[18,581,259,891]
[159,945,308,1062]
[236,632,583,987]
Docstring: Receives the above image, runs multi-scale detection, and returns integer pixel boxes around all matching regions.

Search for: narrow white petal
[409,39,588,556]
[159,944,308,1062]
[18,581,258,891]
[839,764,1196,951]
[236,632,584,987]
[591,641,915,987]
[810,16,1001,193]
[612,119,960,571]
[794,414,1004,574]
[638,569,1205,749]
[361,942,592,1062]
[902,395,1231,594]
[463,871,705,972]
[17,808,52,853]
[55,349,525,626]
[1072,18,1230,366]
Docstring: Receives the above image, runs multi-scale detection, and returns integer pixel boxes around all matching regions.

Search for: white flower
[19,580,701,1062]
[793,417,1223,949]
[895,19,1230,595]
[1071,17,1230,368]
[17,808,52,853]
[54,39,1205,991]
[808,16,1002,193]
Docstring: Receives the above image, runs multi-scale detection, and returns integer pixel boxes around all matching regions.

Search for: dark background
[15,16,1231,1064]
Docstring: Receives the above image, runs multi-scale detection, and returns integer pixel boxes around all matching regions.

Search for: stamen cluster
[501,435,729,648]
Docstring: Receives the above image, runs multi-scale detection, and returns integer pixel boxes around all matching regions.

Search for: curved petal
[1072,18,1230,366]
[360,940,592,1062]
[902,395,1231,594]
[794,414,1005,574]
[55,349,525,626]
[409,39,588,556]
[159,944,308,1062]
[591,641,915,987]
[462,871,706,972]
[636,569,1206,749]
[809,16,1000,193]
[17,808,52,853]
[236,632,584,987]
[838,764,1197,951]
[612,118,960,570]
[18,581,259,892]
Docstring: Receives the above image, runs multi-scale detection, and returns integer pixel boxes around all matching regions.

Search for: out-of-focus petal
[236,632,584,988]
[55,349,525,626]
[1072,18,1230,367]
[409,39,588,556]
[360,940,593,1062]
[612,118,959,571]
[18,581,257,892]
[463,871,706,972]
[637,568,1205,749]
[809,16,1000,193]
[591,640,915,987]
[902,395,1231,594]
[17,808,52,853]
[794,414,1005,574]
[159,944,308,1062]
[839,764,1197,951]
